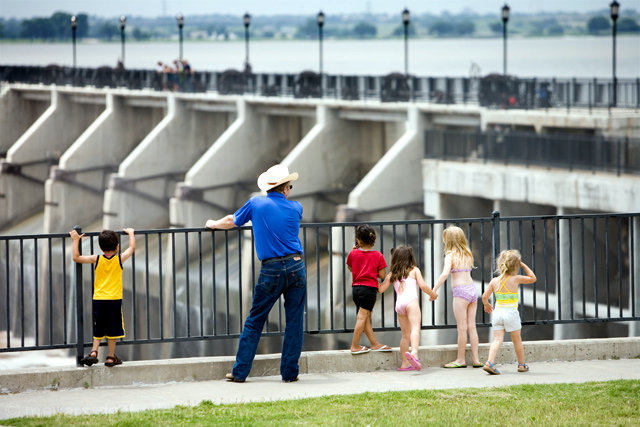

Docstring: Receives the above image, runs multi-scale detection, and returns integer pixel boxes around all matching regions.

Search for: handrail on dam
[424,129,640,176]
[1,65,639,110]
[1,212,638,365]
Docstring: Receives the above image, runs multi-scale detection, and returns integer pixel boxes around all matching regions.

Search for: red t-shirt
[346,248,387,288]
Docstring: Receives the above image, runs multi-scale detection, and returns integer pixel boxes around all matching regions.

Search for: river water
[1,35,638,78]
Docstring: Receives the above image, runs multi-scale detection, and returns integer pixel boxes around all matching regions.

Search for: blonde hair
[496,249,521,277]
[442,226,474,267]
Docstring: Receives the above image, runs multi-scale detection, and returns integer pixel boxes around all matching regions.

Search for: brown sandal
[80,350,98,366]
[104,354,122,367]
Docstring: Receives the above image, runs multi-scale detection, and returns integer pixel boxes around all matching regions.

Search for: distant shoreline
[1,33,638,44]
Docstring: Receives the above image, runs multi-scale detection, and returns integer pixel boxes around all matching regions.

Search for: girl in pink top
[432,226,482,368]
[379,245,438,371]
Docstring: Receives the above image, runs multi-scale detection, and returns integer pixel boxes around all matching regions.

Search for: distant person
[181,59,193,92]
[70,228,136,367]
[205,164,305,383]
[174,59,184,91]
[346,224,391,355]
[378,245,438,371]
[482,249,537,375]
[432,226,482,369]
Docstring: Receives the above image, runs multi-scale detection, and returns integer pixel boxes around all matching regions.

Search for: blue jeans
[232,257,306,381]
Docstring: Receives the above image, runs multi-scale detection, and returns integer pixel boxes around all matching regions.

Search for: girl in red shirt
[347,224,392,354]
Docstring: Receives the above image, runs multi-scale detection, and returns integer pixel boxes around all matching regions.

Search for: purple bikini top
[451,267,473,273]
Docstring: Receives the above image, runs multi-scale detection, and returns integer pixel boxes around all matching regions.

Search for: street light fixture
[243,12,251,72]
[70,15,77,68]
[176,14,184,61]
[402,8,410,75]
[317,11,325,96]
[502,4,510,76]
[610,0,619,107]
[317,11,325,77]
[119,16,126,67]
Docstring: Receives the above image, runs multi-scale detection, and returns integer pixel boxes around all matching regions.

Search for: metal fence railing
[2,65,638,110]
[1,212,638,364]
[425,129,640,176]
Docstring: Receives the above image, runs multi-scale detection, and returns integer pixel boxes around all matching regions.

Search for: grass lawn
[4,380,639,426]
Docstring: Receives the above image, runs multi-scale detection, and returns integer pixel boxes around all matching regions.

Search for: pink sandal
[404,352,422,371]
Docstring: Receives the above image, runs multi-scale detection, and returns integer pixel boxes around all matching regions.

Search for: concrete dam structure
[1,83,639,360]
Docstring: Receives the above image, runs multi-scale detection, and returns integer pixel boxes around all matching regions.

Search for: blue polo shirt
[233,192,303,261]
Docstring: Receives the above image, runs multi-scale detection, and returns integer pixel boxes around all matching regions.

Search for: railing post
[491,210,500,273]
[73,225,85,366]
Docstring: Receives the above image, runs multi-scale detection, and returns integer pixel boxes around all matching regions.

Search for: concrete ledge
[1,337,638,393]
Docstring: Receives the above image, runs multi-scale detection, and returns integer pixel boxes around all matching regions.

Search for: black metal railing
[2,65,638,110]
[1,212,638,364]
[425,129,640,176]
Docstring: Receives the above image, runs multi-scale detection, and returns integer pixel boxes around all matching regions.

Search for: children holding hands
[432,226,482,368]
[379,245,438,371]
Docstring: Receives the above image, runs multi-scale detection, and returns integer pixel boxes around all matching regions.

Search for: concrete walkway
[1,358,639,419]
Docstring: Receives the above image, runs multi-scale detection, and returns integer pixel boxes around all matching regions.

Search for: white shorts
[492,307,522,332]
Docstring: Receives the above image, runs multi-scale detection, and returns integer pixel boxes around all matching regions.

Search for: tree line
[0,10,638,41]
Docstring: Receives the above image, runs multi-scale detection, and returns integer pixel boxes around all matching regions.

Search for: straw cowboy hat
[257,164,299,192]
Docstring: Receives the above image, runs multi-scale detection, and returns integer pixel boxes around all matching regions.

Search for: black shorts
[352,285,378,312]
[92,299,125,339]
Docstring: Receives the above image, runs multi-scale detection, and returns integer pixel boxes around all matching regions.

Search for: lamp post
[502,4,510,76]
[243,12,251,72]
[176,14,184,60]
[317,11,324,76]
[402,8,410,75]
[70,15,77,68]
[119,16,126,67]
[610,0,619,107]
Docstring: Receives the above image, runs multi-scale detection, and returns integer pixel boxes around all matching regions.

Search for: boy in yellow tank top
[481,249,536,375]
[70,228,135,367]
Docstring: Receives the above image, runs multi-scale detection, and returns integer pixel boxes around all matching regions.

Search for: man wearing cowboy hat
[205,164,305,383]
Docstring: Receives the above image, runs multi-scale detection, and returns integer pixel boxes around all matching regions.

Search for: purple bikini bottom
[452,284,478,303]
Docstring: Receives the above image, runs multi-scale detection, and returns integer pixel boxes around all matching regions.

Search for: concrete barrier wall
[0,86,50,155]
[170,99,315,228]
[103,95,235,229]
[422,160,640,215]
[44,93,167,233]
[0,88,105,228]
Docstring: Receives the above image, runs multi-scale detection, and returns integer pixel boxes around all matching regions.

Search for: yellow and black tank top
[495,275,518,308]
[93,254,123,300]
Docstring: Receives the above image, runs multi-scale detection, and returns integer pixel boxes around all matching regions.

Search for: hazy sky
[0,0,626,19]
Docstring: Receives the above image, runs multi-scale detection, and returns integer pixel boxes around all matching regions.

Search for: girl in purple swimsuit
[432,226,482,369]
[379,245,438,371]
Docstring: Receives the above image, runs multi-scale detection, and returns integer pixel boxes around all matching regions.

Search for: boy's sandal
[80,350,99,366]
[104,354,123,367]
[443,362,467,368]
[472,362,484,368]
[483,361,501,375]
[371,344,392,352]
[518,363,529,372]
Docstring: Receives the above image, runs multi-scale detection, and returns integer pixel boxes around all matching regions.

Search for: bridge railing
[425,129,640,176]
[1,65,638,110]
[1,212,638,364]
